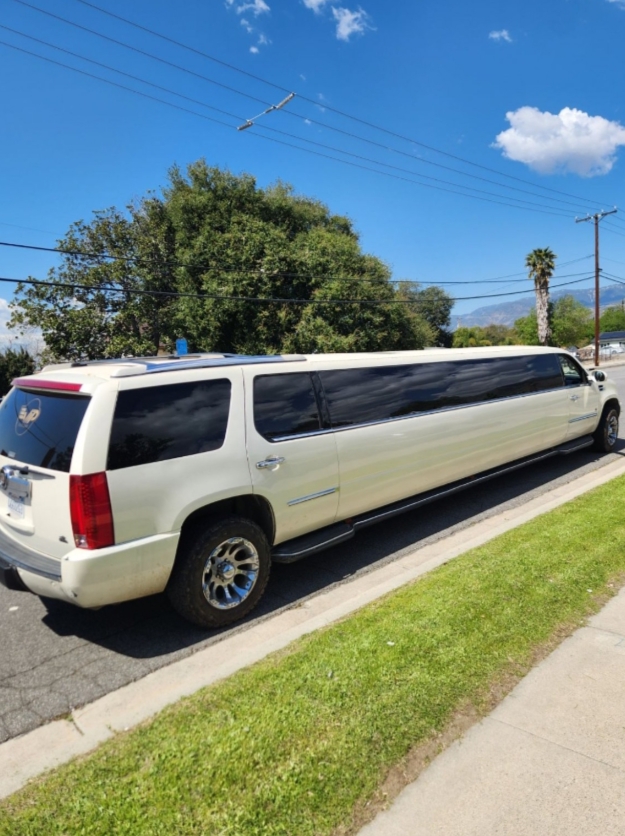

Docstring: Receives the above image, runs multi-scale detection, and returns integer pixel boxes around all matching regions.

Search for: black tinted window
[0,388,90,472]
[108,379,231,470]
[320,355,564,428]
[559,355,585,386]
[254,373,321,441]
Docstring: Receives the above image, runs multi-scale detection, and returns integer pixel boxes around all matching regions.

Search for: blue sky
[2,0,625,342]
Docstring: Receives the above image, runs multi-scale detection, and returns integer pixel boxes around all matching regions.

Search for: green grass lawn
[3,474,625,836]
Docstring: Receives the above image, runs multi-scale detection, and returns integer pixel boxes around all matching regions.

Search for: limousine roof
[14,345,570,389]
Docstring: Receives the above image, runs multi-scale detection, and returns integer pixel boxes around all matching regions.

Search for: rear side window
[0,387,90,472]
[254,373,321,441]
[107,379,231,470]
[319,354,564,428]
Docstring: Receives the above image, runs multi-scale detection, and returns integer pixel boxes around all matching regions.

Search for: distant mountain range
[450,285,625,330]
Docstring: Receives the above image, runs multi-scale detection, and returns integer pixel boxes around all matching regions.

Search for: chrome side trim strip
[287,487,338,506]
[568,412,598,424]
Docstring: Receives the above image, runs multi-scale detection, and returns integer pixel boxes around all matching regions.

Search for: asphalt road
[3,364,625,745]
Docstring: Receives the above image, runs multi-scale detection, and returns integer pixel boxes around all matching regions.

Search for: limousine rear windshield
[320,354,563,428]
[0,386,90,472]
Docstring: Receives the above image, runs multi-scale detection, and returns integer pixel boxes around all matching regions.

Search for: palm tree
[525,248,556,345]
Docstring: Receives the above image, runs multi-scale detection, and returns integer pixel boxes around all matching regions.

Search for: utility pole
[575,208,618,366]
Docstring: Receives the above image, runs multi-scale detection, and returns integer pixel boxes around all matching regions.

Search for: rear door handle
[570,395,580,401]
[256,456,286,469]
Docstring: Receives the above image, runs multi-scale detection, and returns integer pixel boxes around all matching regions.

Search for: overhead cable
[0,39,578,218]
[56,0,617,210]
[0,240,594,286]
[8,0,612,213]
[2,273,598,303]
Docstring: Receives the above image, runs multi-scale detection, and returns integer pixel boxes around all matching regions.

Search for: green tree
[10,162,445,358]
[551,296,593,347]
[599,304,625,334]
[525,247,557,346]
[452,324,517,347]
[452,326,491,347]
[397,284,453,346]
[513,309,540,345]
[0,348,35,394]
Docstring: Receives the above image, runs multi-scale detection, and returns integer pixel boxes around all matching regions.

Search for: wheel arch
[602,397,621,417]
[178,494,276,548]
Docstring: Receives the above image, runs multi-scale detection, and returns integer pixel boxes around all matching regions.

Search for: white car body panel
[0,347,618,613]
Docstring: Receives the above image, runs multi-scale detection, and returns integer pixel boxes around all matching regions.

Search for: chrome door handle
[569,395,580,401]
[256,456,286,469]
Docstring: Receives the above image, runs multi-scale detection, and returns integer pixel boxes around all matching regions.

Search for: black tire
[592,406,620,453]
[167,516,271,629]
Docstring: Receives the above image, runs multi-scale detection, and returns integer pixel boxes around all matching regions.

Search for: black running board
[271,435,594,563]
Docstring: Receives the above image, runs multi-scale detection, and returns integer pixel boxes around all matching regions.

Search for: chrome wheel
[202,536,260,610]
[607,412,619,447]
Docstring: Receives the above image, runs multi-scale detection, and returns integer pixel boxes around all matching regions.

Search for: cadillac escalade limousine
[0,346,619,628]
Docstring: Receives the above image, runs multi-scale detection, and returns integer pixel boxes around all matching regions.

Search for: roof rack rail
[109,354,306,377]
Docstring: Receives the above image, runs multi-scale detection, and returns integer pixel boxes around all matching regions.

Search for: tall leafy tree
[525,247,557,346]
[599,305,625,334]
[514,295,591,347]
[0,348,35,394]
[396,283,453,346]
[551,296,593,347]
[10,161,446,358]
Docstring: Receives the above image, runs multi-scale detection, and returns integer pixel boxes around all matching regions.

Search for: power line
[2,22,583,217]
[9,0,612,214]
[60,0,616,211]
[10,0,272,109]
[0,39,237,131]
[1,40,578,219]
[0,240,594,286]
[2,273,597,303]
[602,223,625,239]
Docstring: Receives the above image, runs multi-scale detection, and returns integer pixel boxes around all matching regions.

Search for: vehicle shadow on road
[40,445,624,662]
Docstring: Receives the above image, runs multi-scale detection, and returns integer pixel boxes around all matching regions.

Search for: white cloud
[240,17,254,32]
[258,33,269,44]
[250,45,259,53]
[331,6,370,40]
[226,0,269,16]
[493,106,625,176]
[303,0,329,11]
[489,29,512,42]
[607,0,625,8]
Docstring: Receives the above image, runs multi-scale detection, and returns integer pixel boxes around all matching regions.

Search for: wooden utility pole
[575,208,618,366]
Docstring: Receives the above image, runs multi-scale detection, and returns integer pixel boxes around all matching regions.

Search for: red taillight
[69,473,115,550]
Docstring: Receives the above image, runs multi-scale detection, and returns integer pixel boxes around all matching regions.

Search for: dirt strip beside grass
[3,476,625,836]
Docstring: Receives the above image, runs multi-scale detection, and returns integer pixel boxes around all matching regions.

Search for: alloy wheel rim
[202,537,260,610]
[607,414,619,447]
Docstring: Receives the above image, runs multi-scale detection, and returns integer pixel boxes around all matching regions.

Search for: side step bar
[271,436,594,564]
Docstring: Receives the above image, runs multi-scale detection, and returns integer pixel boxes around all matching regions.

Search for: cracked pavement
[3,366,625,744]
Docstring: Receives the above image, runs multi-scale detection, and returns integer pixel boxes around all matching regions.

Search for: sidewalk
[359,573,625,834]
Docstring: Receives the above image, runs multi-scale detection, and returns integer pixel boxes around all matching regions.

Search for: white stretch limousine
[0,346,619,628]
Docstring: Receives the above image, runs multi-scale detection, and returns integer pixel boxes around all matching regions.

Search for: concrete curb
[3,455,625,799]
